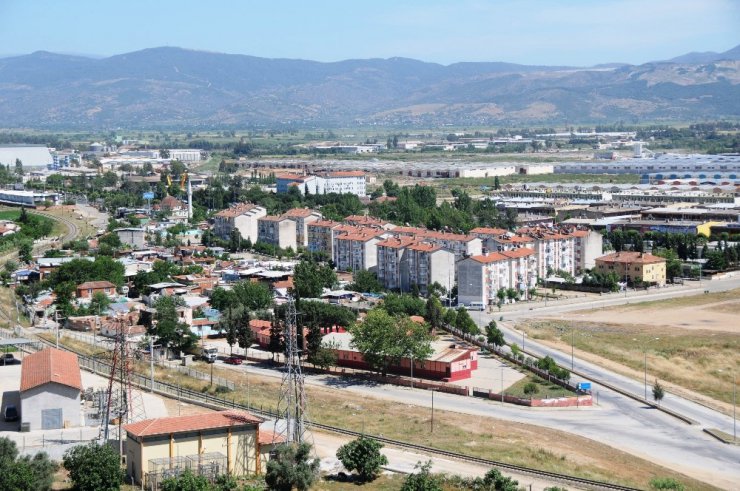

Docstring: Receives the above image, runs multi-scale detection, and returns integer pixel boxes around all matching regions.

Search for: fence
[472,388,592,407]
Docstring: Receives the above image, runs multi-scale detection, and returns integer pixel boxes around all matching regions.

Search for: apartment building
[307,220,343,256]
[403,242,455,296]
[595,251,666,286]
[457,248,537,307]
[334,228,386,272]
[482,232,535,252]
[213,203,267,242]
[343,215,396,230]
[570,229,604,273]
[376,236,418,290]
[526,229,576,277]
[281,208,322,247]
[276,174,319,194]
[391,227,482,261]
[257,215,297,251]
[276,172,367,197]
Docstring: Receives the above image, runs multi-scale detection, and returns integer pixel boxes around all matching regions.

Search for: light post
[571,327,575,371]
[430,389,435,433]
[500,365,504,405]
[410,354,414,389]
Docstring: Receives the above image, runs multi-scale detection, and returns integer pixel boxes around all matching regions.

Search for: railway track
[27,335,639,491]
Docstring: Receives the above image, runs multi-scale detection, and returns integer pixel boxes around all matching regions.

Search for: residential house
[595,251,667,286]
[76,280,117,299]
[20,348,82,430]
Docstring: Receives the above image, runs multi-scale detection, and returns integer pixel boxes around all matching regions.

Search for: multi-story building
[403,242,456,296]
[595,251,666,286]
[526,228,576,277]
[276,172,367,197]
[391,227,482,261]
[334,228,386,272]
[499,248,538,293]
[319,171,367,196]
[281,208,322,247]
[376,236,418,290]
[257,216,297,251]
[570,229,604,273]
[469,227,508,251]
[307,220,344,256]
[343,215,396,230]
[213,203,267,243]
[484,232,535,252]
[456,248,538,307]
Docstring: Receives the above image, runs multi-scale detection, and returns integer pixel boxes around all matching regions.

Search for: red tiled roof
[215,203,261,218]
[376,236,417,249]
[259,428,287,445]
[249,319,272,330]
[273,278,294,289]
[77,281,116,290]
[500,248,536,259]
[309,220,342,229]
[596,251,666,265]
[470,227,508,236]
[20,348,82,392]
[469,252,508,264]
[282,208,316,218]
[325,171,365,177]
[276,174,310,181]
[407,242,441,253]
[124,410,263,438]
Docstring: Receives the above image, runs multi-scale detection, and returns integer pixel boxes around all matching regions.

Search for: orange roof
[407,242,442,253]
[273,277,294,289]
[377,236,417,249]
[259,428,287,445]
[494,235,534,244]
[469,252,509,264]
[309,220,342,229]
[77,280,116,290]
[470,227,508,236]
[124,410,263,438]
[249,319,272,329]
[259,215,287,222]
[500,248,536,259]
[276,173,310,181]
[20,348,82,392]
[215,203,260,218]
[282,208,316,218]
[596,251,666,265]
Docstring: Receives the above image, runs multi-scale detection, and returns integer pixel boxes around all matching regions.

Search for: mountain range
[0,45,738,128]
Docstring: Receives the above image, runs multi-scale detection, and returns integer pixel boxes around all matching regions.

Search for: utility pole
[734,370,736,442]
[644,351,647,401]
[149,336,154,392]
[571,328,575,370]
[430,389,435,434]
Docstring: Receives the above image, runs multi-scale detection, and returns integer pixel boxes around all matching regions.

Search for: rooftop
[596,251,666,265]
[124,410,263,438]
[20,348,82,392]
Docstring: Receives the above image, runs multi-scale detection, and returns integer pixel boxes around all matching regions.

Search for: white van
[466,301,485,311]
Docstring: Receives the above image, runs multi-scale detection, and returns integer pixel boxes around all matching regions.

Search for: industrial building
[0,190,59,207]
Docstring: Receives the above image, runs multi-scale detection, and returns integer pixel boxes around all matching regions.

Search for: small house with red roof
[20,348,82,430]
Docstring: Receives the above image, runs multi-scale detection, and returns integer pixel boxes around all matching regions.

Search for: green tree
[153,295,197,354]
[268,320,284,361]
[89,291,112,315]
[424,296,444,332]
[485,320,505,347]
[349,270,384,293]
[523,382,539,395]
[401,461,442,491]
[481,468,519,491]
[442,308,457,326]
[265,443,320,491]
[0,437,56,491]
[349,309,433,377]
[293,260,336,299]
[494,176,501,190]
[653,379,665,405]
[336,436,388,482]
[63,442,123,491]
[454,307,479,335]
[18,239,33,263]
[381,293,426,317]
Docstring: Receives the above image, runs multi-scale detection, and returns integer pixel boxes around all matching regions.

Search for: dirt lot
[558,289,740,333]
[519,289,740,410]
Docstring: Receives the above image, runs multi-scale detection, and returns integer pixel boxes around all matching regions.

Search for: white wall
[21,383,81,430]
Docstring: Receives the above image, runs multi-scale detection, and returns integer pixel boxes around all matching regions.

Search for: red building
[76,281,116,299]
[322,332,478,382]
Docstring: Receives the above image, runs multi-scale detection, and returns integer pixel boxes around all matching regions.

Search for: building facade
[595,251,667,286]
[213,203,267,242]
[257,216,297,251]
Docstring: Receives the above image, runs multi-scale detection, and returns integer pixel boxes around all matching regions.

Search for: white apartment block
[571,229,604,273]
[529,230,576,277]
[391,227,482,262]
[277,172,367,197]
[168,149,204,162]
[281,208,322,247]
[307,220,344,257]
[376,236,418,291]
[213,203,267,243]
[403,243,455,296]
[334,229,386,272]
[257,216,297,251]
[457,248,537,307]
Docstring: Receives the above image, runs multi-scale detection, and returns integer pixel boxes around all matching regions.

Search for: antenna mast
[275,296,308,444]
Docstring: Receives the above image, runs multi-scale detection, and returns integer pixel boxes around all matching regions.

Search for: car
[224,356,243,365]
[0,353,16,366]
[4,405,19,422]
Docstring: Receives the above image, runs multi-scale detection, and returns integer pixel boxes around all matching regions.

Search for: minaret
[187,178,193,220]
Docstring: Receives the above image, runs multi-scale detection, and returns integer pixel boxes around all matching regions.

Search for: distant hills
[0,45,738,128]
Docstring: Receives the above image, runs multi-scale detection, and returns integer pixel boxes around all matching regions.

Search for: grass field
[519,303,740,409]
[504,373,573,399]
[42,332,714,490]
[0,210,21,221]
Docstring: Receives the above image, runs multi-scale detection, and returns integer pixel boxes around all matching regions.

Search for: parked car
[224,356,243,365]
[4,405,19,422]
[0,353,16,366]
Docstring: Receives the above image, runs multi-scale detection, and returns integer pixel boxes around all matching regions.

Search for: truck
[185,345,218,363]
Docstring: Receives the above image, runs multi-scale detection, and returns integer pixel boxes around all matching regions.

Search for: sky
[1,0,738,66]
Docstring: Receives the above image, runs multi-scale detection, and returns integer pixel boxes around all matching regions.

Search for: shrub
[336,436,388,482]
[650,477,685,490]
[63,442,123,491]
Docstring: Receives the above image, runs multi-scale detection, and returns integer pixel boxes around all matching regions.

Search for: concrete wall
[234,208,266,243]
[21,383,81,430]
[457,259,483,306]
[429,249,455,293]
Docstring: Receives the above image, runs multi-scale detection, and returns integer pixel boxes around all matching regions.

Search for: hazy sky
[1,0,738,65]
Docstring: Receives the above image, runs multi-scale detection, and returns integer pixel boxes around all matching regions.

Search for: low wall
[472,388,592,407]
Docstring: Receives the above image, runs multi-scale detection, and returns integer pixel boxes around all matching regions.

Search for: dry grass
[519,318,739,408]
[44,333,716,490]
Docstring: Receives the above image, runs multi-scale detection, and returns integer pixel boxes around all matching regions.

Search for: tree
[424,296,444,332]
[89,291,111,315]
[381,293,426,317]
[153,295,197,354]
[0,437,56,491]
[400,461,442,491]
[292,260,336,299]
[160,469,211,491]
[349,309,433,377]
[268,320,284,361]
[454,307,479,335]
[653,379,665,405]
[349,270,384,293]
[63,442,123,491]
[485,320,505,347]
[336,436,388,482]
[265,443,320,491]
[442,308,457,327]
[18,239,33,263]
[14,158,23,177]
[494,176,501,190]
[481,468,519,491]
[523,382,539,396]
